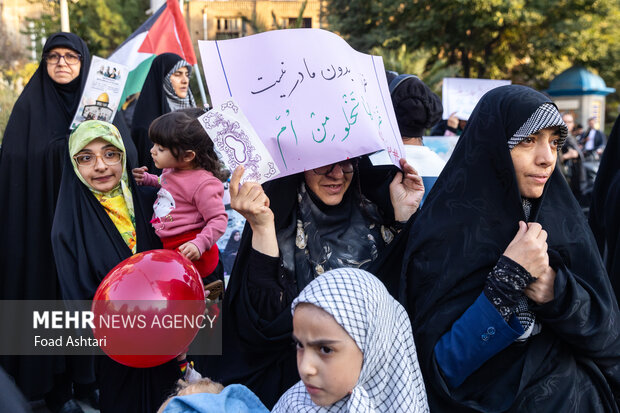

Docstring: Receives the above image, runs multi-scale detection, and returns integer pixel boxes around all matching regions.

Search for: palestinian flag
[109,0,197,105]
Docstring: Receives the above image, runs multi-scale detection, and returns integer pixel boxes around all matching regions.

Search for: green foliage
[240,0,309,33]
[239,8,269,34]
[0,62,40,140]
[327,0,620,92]
[370,44,460,94]
[68,0,146,56]
[22,0,150,58]
[272,0,308,29]
[2,0,151,136]
[0,83,20,143]
[21,1,58,58]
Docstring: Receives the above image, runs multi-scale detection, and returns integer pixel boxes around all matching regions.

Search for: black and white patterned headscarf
[507,103,567,149]
[163,59,196,111]
[272,268,429,413]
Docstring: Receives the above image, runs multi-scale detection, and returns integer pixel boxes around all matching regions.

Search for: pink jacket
[142,168,228,254]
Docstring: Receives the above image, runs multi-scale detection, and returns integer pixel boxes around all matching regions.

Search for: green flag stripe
[119,55,156,106]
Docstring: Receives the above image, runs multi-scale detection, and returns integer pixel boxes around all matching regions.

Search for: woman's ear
[183,150,196,163]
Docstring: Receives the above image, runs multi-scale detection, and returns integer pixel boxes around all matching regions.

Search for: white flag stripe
[109,32,152,70]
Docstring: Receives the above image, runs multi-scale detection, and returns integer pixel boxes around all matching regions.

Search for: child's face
[75,138,123,193]
[510,126,559,199]
[150,143,187,169]
[293,303,363,407]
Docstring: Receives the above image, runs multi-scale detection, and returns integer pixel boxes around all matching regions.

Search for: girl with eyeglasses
[201,154,424,408]
[52,120,182,413]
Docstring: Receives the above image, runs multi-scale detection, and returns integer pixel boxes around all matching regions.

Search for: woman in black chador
[589,115,620,304]
[403,85,620,411]
[0,32,98,412]
[131,53,195,174]
[52,120,180,413]
[0,32,136,412]
[221,230,241,275]
[203,157,425,408]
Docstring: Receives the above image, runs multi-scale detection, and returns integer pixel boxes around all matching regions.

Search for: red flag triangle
[138,0,197,65]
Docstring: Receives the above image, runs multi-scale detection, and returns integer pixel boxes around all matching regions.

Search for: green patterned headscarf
[69,120,135,227]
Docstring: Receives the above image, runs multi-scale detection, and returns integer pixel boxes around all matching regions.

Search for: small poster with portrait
[70,56,129,130]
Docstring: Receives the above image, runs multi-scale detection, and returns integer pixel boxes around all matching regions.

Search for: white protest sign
[198,99,280,184]
[199,29,404,178]
[369,144,447,177]
[442,77,511,120]
[71,56,129,129]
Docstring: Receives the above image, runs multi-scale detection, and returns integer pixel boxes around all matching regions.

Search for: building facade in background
[0,0,44,61]
[184,0,324,49]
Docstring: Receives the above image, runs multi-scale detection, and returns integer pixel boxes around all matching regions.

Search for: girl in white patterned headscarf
[272,268,428,413]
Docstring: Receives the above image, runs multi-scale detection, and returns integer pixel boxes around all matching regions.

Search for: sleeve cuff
[435,293,524,389]
[142,172,160,187]
[247,248,282,289]
[189,239,206,256]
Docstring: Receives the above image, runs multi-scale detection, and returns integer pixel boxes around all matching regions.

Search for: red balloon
[92,249,206,368]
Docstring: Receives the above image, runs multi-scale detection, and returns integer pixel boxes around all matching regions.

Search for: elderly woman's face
[75,138,123,193]
[170,66,190,98]
[46,47,82,84]
[303,161,354,206]
[510,127,560,199]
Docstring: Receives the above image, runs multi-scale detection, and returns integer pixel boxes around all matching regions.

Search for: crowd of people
[0,31,619,413]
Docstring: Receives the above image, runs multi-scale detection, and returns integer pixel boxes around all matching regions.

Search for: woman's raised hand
[229,166,278,256]
[389,158,425,222]
[504,221,556,304]
[230,166,274,227]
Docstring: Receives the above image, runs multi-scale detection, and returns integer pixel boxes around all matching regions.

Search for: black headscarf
[589,115,620,303]
[202,162,402,408]
[51,128,179,413]
[223,230,241,256]
[0,32,91,399]
[131,53,189,173]
[403,85,620,411]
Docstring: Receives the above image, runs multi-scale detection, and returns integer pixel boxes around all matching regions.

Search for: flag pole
[194,63,209,108]
[178,0,208,107]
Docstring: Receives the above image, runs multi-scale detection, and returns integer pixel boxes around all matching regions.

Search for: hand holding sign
[389,158,425,222]
[229,165,279,257]
[198,100,280,184]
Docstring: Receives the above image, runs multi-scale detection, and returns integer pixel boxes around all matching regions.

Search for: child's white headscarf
[272,268,429,413]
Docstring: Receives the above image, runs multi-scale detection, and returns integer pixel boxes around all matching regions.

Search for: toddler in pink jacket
[133,109,228,281]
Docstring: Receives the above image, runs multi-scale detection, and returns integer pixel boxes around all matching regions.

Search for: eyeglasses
[74,150,123,167]
[45,52,82,65]
[312,159,357,175]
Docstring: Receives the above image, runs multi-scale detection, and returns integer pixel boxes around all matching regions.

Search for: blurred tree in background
[327,0,620,122]
[3,0,619,137]
[0,0,150,139]
[22,0,150,57]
